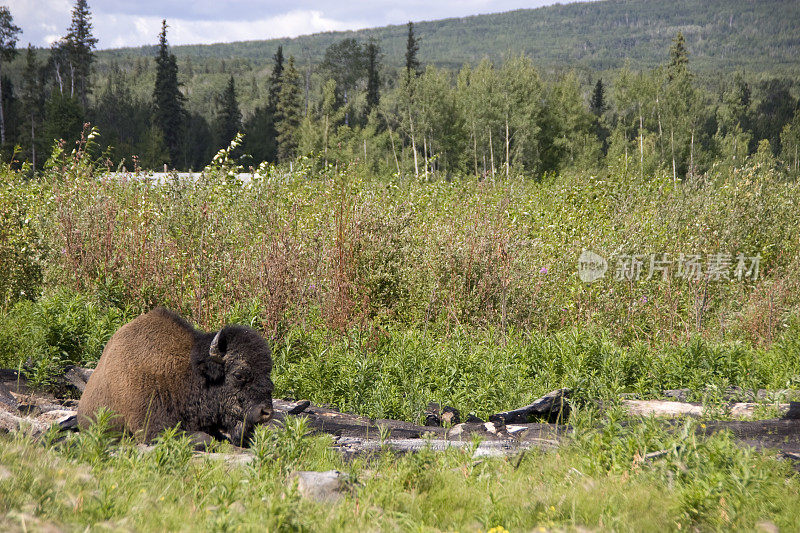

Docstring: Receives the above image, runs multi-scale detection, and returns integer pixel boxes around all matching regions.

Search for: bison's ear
[198,329,227,383]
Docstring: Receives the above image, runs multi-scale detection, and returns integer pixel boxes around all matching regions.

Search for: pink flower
[540,267,548,274]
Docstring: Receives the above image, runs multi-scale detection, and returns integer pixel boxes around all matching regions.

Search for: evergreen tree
[0,6,20,146]
[590,79,606,116]
[244,46,283,164]
[20,45,45,169]
[365,39,381,115]
[267,46,284,114]
[275,57,302,162]
[215,75,242,149]
[668,32,689,81]
[64,0,98,110]
[152,20,185,168]
[43,91,83,147]
[405,22,421,83]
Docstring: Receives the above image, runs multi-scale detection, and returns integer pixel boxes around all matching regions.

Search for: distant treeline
[1,1,799,178]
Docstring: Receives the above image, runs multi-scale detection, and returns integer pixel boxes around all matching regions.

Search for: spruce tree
[152,20,185,168]
[215,75,242,149]
[668,32,689,81]
[590,79,606,116]
[0,6,20,146]
[275,56,301,162]
[267,46,284,114]
[365,39,381,114]
[405,22,421,83]
[64,0,97,110]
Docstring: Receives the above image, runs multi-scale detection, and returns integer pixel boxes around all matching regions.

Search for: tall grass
[13,135,799,344]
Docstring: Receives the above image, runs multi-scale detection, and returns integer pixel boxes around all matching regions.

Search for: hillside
[97,0,800,75]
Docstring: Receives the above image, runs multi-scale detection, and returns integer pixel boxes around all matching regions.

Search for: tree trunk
[472,122,479,178]
[505,115,510,178]
[388,125,400,175]
[639,108,644,179]
[671,128,676,183]
[323,115,329,166]
[409,107,419,178]
[488,128,495,180]
[30,114,36,169]
[423,135,429,180]
[689,129,695,179]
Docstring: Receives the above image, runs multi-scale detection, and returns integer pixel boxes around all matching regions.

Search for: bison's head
[199,325,274,445]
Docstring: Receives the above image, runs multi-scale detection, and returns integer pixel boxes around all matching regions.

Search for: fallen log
[488,388,571,424]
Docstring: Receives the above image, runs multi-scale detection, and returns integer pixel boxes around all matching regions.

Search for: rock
[0,410,46,435]
[37,409,77,425]
[290,470,350,502]
[0,381,18,410]
[63,366,93,393]
[465,414,485,423]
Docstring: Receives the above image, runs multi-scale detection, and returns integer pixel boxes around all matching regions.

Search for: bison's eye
[232,369,252,383]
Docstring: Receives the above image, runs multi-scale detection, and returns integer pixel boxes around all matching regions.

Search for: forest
[0,0,798,177]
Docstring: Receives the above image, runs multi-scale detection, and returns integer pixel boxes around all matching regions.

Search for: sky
[6,1,587,50]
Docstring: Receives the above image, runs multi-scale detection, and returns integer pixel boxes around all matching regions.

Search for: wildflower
[540,266,548,274]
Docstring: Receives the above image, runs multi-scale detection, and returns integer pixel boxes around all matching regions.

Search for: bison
[77,307,274,445]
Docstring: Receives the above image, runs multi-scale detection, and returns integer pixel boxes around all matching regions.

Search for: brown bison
[77,307,274,445]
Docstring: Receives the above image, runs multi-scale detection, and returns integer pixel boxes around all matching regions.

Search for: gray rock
[0,382,18,410]
[290,470,350,502]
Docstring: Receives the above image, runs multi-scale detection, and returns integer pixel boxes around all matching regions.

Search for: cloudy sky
[7,1,584,49]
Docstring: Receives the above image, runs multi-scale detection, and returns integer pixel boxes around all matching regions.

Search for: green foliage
[0,289,132,387]
[0,159,41,309]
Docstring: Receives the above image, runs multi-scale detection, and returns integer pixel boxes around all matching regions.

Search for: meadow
[1,134,800,530]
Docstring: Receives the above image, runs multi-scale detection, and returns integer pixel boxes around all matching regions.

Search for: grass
[1,411,799,531]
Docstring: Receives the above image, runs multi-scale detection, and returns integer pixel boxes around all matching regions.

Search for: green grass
[1,412,799,531]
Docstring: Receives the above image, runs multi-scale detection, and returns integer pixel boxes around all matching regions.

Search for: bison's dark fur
[77,307,274,444]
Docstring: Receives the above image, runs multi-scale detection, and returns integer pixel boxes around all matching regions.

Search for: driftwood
[622,399,791,419]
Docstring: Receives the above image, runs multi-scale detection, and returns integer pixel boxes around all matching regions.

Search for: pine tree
[405,22,421,83]
[365,39,381,114]
[668,32,689,81]
[64,0,98,110]
[590,79,606,116]
[267,46,284,114]
[20,45,44,168]
[0,6,20,146]
[275,56,302,162]
[215,75,242,149]
[152,20,185,168]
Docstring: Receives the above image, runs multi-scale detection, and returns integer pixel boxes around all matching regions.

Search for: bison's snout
[247,403,274,425]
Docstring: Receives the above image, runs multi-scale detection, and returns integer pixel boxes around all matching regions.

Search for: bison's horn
[209,330,225,362]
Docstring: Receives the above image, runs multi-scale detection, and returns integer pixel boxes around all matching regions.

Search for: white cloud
[4,1,582,49]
